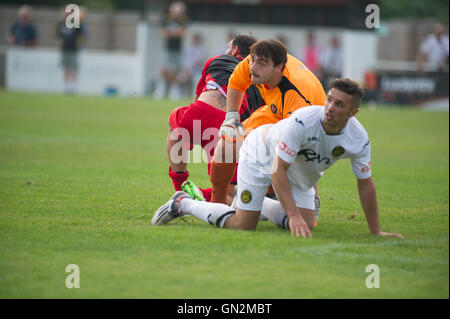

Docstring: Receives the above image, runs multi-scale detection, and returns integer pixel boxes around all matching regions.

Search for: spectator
[301,32,320,77]
[417,23,449,72]
[319,36,343,89]
[56,6,88,94]
[180,33,207,97]
[7,5,37,47]
[154,1,189,100]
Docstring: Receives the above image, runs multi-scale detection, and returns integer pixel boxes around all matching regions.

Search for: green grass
[0,90,448,298]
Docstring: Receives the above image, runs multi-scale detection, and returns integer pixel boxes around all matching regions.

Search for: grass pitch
[0,90,448,298]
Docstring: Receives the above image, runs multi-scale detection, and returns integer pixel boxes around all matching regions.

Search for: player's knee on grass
[224,208,260,230]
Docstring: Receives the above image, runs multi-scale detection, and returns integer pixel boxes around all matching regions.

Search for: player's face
[323,88,359,134]
[249,55,281,86]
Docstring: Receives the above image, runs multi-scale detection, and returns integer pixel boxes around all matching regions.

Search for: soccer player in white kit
[152,79,404,239]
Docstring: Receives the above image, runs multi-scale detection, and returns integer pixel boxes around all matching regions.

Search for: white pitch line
[328,251,448,265]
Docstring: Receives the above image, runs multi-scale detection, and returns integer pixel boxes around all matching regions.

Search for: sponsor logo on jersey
[241,190,252,204]
[332,146,345,157]
[298,149,330,164]
[307,136,319,142]
[361,162,371,173]
[279,141,296,157]
[270,104,278,114]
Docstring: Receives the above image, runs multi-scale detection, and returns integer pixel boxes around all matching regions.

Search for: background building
[0,0,447,106]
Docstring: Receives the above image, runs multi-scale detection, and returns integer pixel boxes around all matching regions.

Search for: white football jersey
[263,105,372,190]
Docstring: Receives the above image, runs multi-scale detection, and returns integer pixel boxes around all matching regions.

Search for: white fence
[5,22,378,96]
[5,22,158,96]
[6,47,139,96]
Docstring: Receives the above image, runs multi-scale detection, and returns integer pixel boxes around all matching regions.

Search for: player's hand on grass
[288,214,312,238]
[219,111,246,142]
[374,231,405,239]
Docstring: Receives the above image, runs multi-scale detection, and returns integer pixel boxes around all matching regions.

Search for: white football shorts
[236,127,315,211]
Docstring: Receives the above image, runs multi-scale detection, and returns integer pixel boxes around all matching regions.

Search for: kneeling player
[153,79,404,239]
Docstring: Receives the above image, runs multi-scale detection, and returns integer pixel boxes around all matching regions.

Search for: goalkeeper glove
[218,111,246,142]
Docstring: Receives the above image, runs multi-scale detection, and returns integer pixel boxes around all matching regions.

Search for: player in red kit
[167,34,264,202]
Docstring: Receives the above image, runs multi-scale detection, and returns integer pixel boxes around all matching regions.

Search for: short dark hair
[249,39,287,67]
[232,34,258,58]
[329,78,364,109]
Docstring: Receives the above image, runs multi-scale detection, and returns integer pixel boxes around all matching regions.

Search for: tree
[381,0,448,23]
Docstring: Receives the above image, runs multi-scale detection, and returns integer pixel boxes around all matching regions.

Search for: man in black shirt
[56,6,87,94]
[8,5,37,47]
[154,2,189,100]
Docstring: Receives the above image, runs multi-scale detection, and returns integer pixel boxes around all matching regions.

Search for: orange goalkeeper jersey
[228,53,326,131]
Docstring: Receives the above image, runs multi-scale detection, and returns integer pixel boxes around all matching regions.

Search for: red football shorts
[169,100,238,183]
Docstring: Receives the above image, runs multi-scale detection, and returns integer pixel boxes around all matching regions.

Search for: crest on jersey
[332,146,345,157]
[270,104,278,114]
[241,190,252,204]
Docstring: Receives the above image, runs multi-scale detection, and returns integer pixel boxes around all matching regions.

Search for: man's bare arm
[226,87,245,113]
[357,177,404,238]
[272,156,312,237]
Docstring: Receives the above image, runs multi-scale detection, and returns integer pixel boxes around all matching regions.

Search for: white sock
[261,197,289,229]
[180,198,235,228]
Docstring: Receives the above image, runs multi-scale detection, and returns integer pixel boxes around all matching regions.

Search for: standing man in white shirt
[417,23,449,72]
[152,78,404,239]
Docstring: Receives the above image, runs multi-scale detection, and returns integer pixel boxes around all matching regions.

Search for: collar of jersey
[320,110,346,136]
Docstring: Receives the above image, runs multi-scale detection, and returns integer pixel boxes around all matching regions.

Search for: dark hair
[329,78,364,108]
[249,39,287,67]
[232,34,258,57]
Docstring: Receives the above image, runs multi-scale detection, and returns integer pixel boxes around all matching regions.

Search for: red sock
[199,187,212,202]
[168,167,189,191]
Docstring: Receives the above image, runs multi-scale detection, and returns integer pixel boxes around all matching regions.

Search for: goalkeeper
[210,39,326,214]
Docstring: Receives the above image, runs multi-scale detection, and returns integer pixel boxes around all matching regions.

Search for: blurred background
[0,0,448,109]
